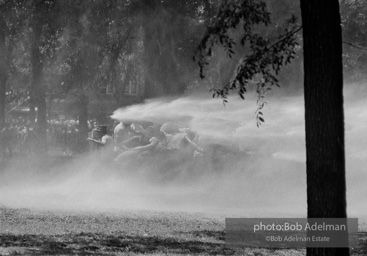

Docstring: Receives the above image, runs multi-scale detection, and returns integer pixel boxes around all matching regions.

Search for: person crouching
[87,125,114,159]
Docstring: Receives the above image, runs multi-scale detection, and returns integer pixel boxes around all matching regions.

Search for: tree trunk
[0,15,6,130]
[30,19,47,153]
[30,17,42,123]
[140,0,165,98]
[37,84,47,153]
[300,1,349,255]
[77,94,89,153]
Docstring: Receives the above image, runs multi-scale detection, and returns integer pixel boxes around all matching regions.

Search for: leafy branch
[194,0,300,127]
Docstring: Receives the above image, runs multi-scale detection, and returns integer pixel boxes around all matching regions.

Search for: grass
[1,207,366,255]
[0,207,309,255]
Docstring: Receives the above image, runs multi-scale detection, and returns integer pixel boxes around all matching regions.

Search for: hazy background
[0,84,366,221]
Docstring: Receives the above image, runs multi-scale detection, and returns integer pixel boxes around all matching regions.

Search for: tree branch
[266,26,302,53]
[343,41,367,51]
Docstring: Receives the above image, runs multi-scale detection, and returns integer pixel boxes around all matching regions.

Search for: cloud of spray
[0,86,366,220]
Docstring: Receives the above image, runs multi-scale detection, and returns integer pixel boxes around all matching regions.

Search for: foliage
[3,0,219,107]
[341,0,367,81]
[138,0,220,97]
[341,0,367,46]
[194,0,300,126]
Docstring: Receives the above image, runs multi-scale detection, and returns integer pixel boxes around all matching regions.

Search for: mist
[0,84,366,221]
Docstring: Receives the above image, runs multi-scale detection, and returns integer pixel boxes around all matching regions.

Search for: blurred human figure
[160,122,203,158]
[62,124,79,156]
[120,122,153,148]
[129,137,161,154]
[115,122,199,162]
[61,125,69,155]
[90,122,102,152]
[88,125,112,145]
[23,124,37,157]
[87,125,114,158]
[113,121,137,151]
[179,127,199,143]
[114,135,164,163]
[69,125,80,155]
[130,123,144,133]
[114,122,165,163]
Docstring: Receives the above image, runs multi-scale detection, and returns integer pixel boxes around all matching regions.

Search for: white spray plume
[0,86,366,220]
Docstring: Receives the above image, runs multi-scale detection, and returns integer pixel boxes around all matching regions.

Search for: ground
[0,208,366,256]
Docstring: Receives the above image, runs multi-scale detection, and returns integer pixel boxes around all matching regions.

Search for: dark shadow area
[2,232,366,255]
[180,230,225,241]
[0,233,235,255]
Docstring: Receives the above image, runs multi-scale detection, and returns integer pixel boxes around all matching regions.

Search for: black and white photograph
[0,0,366,255]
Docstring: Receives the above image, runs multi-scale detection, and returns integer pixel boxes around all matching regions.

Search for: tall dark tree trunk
[30,19,47,153]
[0,15,6,130]
[143,27,162,98]
[30,20,42,124]
[29,41,38,124]
[140,0,165,98]
[77,94,89,153]
[300,1,348,255]
[109,40,124,105]
[37,83,47,153]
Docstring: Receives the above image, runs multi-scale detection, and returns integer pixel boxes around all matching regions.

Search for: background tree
[2,0,222,130]
[134,0,220,98]
[340,0,367,81]
[25,0,61,152]
[0,0,26,129]
[0,3,7,130]
[91,0,134,105]
[196,0,348,255]
[48,0,133,150]
[55,0,103,151]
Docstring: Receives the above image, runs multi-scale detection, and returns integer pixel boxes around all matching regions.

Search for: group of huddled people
[87,120,204,162]
[1,116,205,165]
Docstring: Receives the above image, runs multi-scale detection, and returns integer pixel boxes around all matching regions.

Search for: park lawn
[0,207,365,255]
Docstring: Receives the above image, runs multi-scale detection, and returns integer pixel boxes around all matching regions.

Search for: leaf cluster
[194,0,300,126]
